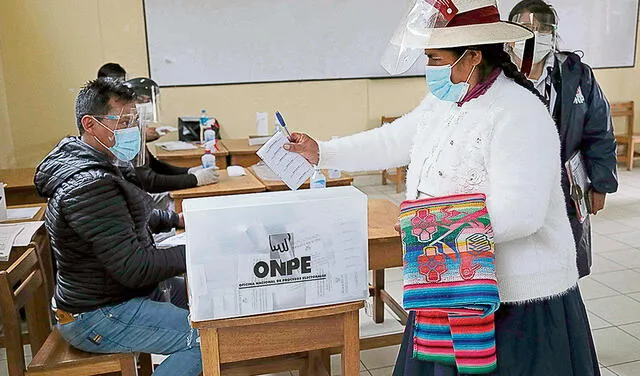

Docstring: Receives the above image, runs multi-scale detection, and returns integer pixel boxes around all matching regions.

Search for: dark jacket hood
[35,137,120,198]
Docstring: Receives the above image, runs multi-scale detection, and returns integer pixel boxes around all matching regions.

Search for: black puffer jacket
[35,137,186,314]
[133,151,198,193]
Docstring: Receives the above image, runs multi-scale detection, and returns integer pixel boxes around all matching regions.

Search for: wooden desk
[155,143,229,169]
[170,170,266,212]
[249,168,354,191]
[2,204,52,295]
[193,301,363,376]
[362,199,405,350]
[0,167,44,206]
[219,139,261,167]
[0,203,54,351]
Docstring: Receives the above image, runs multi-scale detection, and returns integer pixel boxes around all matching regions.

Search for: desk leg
[175,199,183,213]
[200,328,221,376]
[303,350,330,376]
[342,310,360,376]
[372,270,385,324]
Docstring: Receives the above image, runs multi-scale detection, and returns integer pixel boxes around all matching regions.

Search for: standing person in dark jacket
[34,78,202,376]
[508,0,618,278]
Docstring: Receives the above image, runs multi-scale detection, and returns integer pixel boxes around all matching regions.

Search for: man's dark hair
[508,0,558,25]
[97,63,127,80]
[75,78,136,135]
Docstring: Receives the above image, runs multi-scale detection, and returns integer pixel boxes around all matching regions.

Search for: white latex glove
[188,166,203,174]
[192,167,220,186]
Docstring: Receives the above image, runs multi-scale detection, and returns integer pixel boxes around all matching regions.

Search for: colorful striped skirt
[393,285,600,376]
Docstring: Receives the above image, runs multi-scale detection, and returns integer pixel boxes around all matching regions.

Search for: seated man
[34,78,202,376]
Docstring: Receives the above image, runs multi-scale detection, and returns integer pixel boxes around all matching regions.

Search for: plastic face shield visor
[510,12,557,34]
[97,107,147,168]
[507,12,557,69]
[125,78,160,124]
[381,0,458,75]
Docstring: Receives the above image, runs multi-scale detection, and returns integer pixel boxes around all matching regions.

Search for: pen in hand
[275,111,292,138]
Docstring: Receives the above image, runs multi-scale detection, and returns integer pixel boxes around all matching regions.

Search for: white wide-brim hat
[382,0,534,74]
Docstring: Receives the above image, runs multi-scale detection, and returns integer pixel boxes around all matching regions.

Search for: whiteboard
[144,0,424,86]
[498,0,638,68]
[144,0,638,87]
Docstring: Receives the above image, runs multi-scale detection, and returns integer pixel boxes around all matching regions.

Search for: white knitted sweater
[318,74,578,303]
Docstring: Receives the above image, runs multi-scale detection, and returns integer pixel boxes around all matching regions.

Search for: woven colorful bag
[399,193,500,374]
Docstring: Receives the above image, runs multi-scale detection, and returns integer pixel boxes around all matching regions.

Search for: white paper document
[156,141,198,151]
[0,225,24,261]
[256,131,314,190]
[156,232,187,248]
[6,221,44,247]
[5,207,40,221]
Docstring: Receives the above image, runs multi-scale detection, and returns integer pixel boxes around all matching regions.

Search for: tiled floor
[3,169,640,375]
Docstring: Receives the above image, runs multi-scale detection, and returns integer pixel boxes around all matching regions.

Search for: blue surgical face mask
[425,51,476,102]
[93,118,141,161]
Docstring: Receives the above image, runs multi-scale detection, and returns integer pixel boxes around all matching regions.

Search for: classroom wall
[0,46,16,168]
[0,0,637,169]
[0,0,149,169]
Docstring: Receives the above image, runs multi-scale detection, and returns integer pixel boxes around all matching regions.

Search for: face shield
[381,0,459,75]
[508,12,558,66]
[124,77,160,125]
[94,105,147,168]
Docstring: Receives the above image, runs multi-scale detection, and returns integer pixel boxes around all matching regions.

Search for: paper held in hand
[256,131,314,190]
[565,151,591,223]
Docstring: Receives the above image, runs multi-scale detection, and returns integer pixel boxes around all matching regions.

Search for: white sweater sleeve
[317,98,428,172]
[485,103,560,244]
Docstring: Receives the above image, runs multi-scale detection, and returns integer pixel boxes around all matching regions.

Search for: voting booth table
[184,186,368,375]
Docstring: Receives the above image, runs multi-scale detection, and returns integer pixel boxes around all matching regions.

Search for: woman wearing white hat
[285,0,598,374]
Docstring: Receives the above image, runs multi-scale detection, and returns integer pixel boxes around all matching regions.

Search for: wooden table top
[249,167,353,191]
[155,142,228,159]
[169,169,266,200]
[0,167,36,189]
[219,139,261,155]
[367,199,400,242]
[4,203,47,222]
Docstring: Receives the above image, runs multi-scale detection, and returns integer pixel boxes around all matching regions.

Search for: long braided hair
[448,43,547,105]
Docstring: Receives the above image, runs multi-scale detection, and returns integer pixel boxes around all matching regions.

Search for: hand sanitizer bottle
[203,126,216,149]
[201,148,216,169]
[310,168,326,189]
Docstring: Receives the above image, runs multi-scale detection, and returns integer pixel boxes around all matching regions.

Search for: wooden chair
[612,101,638,170]
[0,248,152,376]
[380,116,407,193]
[0,241,45,353]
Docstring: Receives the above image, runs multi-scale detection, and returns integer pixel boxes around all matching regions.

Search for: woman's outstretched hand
[283,132,320,165]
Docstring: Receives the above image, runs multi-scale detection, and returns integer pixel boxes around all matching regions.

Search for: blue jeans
[57,278,202,376]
